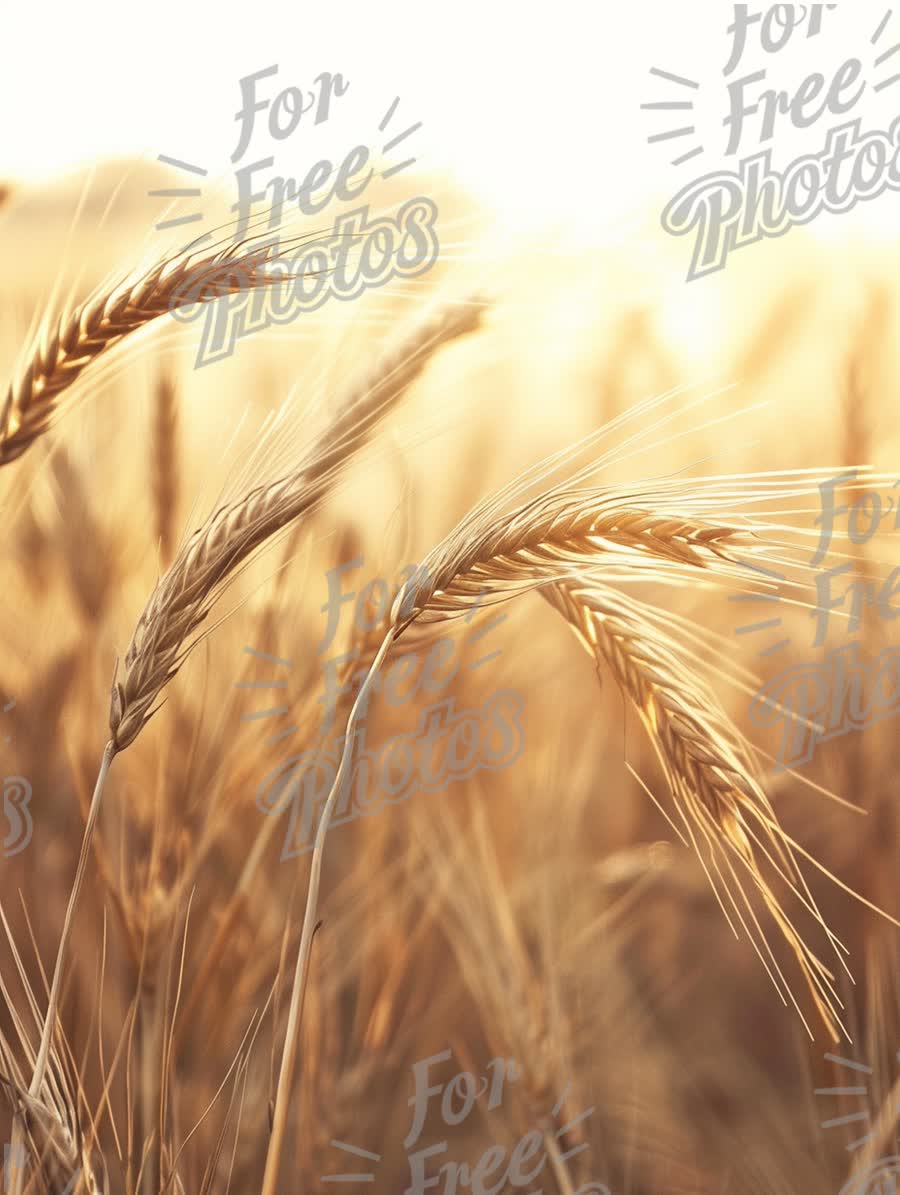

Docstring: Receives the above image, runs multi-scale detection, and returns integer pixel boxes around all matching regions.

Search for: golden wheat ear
[544,576,846,1041]
[110,296,484,753]
[0,228,307,467]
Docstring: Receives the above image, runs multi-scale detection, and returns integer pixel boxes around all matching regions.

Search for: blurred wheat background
[0,98,899,1195]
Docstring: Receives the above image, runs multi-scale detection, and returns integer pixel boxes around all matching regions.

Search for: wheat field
[0,155,899,1195]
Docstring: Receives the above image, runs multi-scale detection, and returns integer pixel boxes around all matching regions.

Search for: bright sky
[2,1,900,242]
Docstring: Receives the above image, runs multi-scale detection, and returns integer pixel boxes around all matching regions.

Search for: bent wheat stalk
[18,297,484,1170]
[0,230,303,466]
[263,482,801,1192]
[266,466,889,1189]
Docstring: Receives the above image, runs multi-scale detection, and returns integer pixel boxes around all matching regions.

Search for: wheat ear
[394,490,743,629]
[0,232,297,465]
[543,576,844,1038]
[110,297,482,751]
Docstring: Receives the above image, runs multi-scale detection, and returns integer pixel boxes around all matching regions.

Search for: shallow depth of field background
[1,4,900,1193]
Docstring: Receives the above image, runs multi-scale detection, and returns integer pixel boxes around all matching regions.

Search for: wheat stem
[10,741,116,1195]
[261,630,395,1195]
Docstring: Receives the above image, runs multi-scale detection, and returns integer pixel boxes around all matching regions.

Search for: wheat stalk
[18,297,484,1179]
[263,466,884,1191]
[261,483,763,1192]
[0,907,105,1195]
[151,370,180,568]
[0,231,300,466]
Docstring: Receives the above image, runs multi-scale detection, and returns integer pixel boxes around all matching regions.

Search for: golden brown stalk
[152,371,180,568]
[840,286,886,476]
[23,297,485,1161]
[49,450,114,622]
[110,298,483,751]
[0,232,295,466]
[261,633,395,1195]
[165,310,476,1054]
[262,486,757,1193]
[412,799,589,1190]
[0,904,105,1195]
[272,479,853,1174]
[839,290,896,995]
